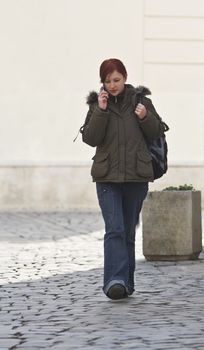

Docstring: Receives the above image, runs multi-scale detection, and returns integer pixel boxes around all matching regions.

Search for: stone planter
[142,191,202,261]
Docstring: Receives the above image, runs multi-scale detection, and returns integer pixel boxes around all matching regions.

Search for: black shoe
[107,283,127,300]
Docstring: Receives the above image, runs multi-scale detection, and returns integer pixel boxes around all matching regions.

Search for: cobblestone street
[0,211,204,350]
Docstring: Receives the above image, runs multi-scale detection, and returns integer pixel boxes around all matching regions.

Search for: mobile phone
[100,85,109,97]
[100,85,109,100]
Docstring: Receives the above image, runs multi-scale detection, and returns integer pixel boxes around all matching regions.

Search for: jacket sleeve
[81,104,110,147]
[138,98,165,140]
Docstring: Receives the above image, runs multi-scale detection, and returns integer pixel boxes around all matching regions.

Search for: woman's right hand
[98,88,109,110]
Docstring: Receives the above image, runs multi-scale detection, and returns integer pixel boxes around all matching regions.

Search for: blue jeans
[96,182,148,296]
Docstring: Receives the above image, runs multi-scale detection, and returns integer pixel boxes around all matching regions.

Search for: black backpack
[145,122,169,180]
[135,90,169,180]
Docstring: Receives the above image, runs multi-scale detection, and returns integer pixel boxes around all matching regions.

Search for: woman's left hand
[135,103,147,120]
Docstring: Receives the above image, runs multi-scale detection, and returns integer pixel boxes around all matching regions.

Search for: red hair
[99,58,127,83]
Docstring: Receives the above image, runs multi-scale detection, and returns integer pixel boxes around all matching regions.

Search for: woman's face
[104,70,126,96]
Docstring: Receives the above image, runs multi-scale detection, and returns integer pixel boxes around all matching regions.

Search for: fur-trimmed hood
[86,84,151,105]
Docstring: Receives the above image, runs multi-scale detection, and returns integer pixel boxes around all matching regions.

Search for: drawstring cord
[73,129,80,142]
[73,125,84,142]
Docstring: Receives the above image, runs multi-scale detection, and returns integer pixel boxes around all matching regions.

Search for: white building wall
[144,0,204,199]
[144,0,204,165]
[0,0,203,210]
[0,0,144,165]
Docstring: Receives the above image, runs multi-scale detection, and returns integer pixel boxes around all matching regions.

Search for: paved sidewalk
[0,211,204,350]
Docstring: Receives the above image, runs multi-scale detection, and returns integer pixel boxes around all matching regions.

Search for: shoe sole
[107,283,127,300]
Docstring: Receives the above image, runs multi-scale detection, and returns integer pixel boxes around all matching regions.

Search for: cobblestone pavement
[0,211,204,350]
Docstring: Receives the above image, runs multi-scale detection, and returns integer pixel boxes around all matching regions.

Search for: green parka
[81,84,165,183]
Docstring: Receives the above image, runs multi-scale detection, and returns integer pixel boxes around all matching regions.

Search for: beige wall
[0,0,203,210]
[0,0,144,165]
[143,0,204,165]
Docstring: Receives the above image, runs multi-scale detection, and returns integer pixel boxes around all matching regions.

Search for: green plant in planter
[163,184,195,191]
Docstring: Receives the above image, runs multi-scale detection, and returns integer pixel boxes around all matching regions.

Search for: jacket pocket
[91,152,109,178]
[136,151,153,177]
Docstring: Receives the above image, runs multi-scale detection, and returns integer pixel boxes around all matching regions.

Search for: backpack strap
[135,92,169,133]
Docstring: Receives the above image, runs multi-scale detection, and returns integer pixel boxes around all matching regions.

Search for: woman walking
[81,58,165,300]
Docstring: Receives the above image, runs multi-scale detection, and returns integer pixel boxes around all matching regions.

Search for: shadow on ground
[0,211,204,349]
[1,259,204,350]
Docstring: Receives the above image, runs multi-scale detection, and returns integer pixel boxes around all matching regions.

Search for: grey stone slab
[0,339,20,347]
[17,340,54,347]
[12,348,39,350]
